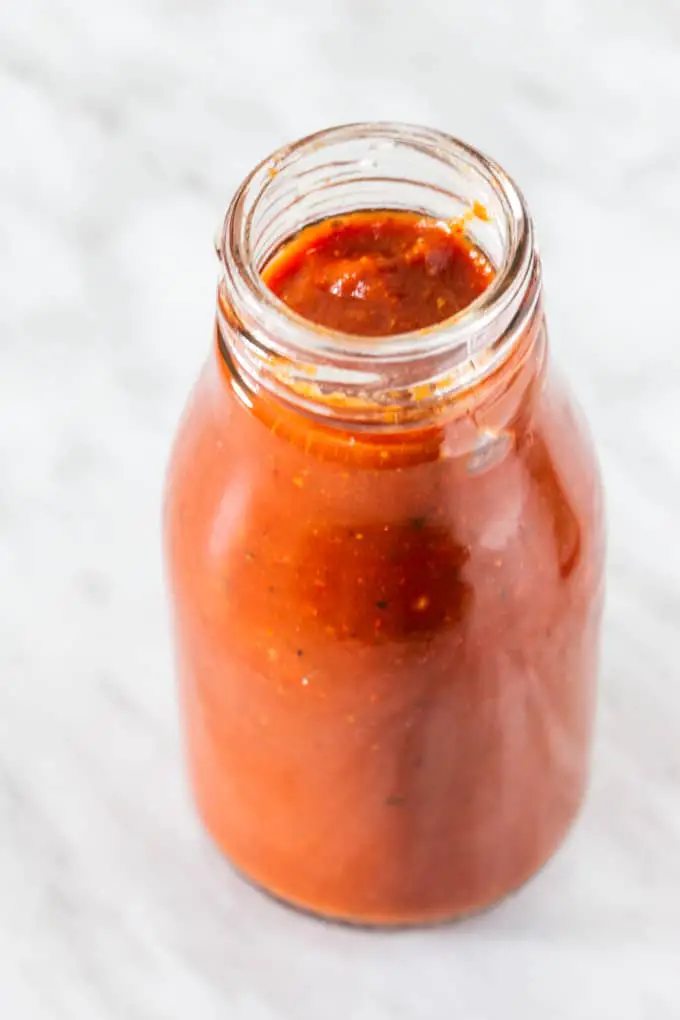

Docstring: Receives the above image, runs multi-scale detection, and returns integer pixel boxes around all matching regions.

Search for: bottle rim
[216,122,541,423]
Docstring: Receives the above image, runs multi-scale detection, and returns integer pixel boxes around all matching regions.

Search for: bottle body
[164,317,604,924]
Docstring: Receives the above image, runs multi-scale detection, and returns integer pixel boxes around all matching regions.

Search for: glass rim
[217,121,536,368]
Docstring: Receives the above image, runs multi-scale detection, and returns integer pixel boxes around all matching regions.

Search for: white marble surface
[1,0,680,1016]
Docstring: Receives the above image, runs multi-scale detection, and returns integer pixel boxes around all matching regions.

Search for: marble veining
[1,0,679,1016]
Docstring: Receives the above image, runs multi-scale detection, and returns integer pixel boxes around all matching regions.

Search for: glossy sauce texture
[165,211,605,924]
[263,210,494,335]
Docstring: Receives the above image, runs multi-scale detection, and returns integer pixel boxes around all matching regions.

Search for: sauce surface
[263,209,494,335]
[165,208,605,925]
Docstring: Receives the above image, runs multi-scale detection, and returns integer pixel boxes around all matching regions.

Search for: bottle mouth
[216,122,541,421]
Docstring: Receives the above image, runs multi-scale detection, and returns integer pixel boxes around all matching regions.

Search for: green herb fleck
[409,515,427,531]
[385,795,405,807]
[376,599,389,610]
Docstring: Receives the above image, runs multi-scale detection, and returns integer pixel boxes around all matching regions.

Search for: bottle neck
[215,123,544,430]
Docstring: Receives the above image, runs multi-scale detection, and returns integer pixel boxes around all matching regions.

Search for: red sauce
[165,207,604,925]
[263,209,494,335]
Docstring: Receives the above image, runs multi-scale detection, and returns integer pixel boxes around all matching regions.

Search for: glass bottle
[164,123,605,925]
